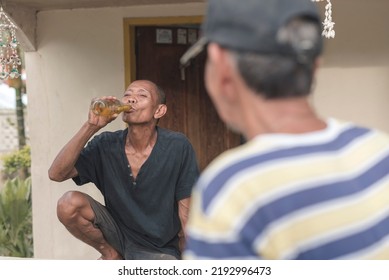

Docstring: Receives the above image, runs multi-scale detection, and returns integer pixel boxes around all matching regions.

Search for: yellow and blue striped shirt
[185,119,389,259]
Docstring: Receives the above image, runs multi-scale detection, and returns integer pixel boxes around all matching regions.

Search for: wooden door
[134,25,241,170]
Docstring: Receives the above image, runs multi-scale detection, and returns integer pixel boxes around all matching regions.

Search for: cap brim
[180,37,208,67]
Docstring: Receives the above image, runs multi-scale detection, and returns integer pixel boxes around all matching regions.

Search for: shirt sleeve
[72,135,102,186]
[175,138,200,201]
[184,162,257,259]
[184,182,252,260]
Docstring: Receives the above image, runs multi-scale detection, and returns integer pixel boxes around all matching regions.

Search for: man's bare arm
[178,197,191,253]
[48,122,101,182]
[48,98,118,182]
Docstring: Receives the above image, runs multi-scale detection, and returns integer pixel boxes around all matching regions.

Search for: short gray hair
[229,16,321,99]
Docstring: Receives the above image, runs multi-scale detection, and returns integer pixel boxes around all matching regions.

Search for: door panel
[135,25,240,170]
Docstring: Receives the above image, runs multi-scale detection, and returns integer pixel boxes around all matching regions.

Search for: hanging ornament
[0,5,21,80]
[312,0,335,39]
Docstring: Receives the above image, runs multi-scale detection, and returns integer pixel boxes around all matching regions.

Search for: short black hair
[155,84,166,105]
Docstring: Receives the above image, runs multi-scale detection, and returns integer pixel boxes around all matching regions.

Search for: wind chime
[312,0,335,38]
[0,2,21,80]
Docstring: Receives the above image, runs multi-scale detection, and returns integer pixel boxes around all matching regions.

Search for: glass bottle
[90,99,132,117]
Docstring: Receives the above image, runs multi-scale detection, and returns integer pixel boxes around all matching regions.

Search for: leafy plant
[0,177,33,257]
[1,145,31,179]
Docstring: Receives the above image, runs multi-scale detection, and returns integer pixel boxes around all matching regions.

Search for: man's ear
[207,43,239,102]
[207,43,226,70]
[154,104,167,120]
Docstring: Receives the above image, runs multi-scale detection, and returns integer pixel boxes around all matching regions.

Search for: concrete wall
[25,1,389,259]
[313,0,389,131]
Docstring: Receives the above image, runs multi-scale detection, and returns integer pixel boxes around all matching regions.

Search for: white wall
[25,1,389,259]
[313,0,389,131]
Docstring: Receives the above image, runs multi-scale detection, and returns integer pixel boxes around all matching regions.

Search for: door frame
[123,16,203,88]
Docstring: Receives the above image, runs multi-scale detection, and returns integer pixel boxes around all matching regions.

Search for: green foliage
[0,177,33,257]
[2,145,31,178]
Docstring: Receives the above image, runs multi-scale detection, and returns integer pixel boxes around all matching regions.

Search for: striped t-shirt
[184,119,389,259]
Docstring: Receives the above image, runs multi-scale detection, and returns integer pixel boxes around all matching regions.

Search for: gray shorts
[86,195,179,260]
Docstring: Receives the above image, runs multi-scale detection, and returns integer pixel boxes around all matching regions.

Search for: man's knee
[57,191,90,224]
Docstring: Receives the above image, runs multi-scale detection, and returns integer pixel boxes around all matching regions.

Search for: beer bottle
[90,99,132,117]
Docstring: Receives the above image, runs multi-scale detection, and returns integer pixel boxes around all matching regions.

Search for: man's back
[185,119,389,259]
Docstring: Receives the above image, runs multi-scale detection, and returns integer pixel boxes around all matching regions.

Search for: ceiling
[8,0,205,11]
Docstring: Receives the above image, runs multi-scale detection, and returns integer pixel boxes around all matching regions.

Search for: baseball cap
[180,0,323,66]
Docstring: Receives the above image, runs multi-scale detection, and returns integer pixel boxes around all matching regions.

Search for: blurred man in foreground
[181,0,389,259]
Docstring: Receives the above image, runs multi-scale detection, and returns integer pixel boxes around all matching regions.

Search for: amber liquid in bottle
[91,99,132,117]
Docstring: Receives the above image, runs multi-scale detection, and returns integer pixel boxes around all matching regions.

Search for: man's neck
[243,97,327,140]
[126,125,157,152]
